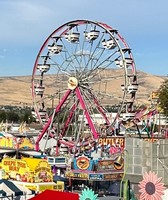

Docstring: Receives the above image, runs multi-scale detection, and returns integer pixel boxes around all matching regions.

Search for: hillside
[0,70,166,107]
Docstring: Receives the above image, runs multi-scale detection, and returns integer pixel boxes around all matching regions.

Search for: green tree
[0,111,6,122]
[20,111,33,123]
[158,78,168,118]
[6,111,19,122]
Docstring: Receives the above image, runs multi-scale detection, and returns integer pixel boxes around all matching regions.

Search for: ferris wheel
[31,19,138,151]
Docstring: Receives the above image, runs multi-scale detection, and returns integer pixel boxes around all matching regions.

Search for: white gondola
[64,32,80,42]
[35,117,47,123]
[115,59,123,68]
[37,64,50,73]
[85,30,99,40]
[31,109,36,117]
[38,109,47,117]
[121,84,138,93]
[122,48,131,53]
[124,99,134,104]
[48,44,63,54]
[109,29,118,34]
[41,118,47,123]
[115,58,133,68]
[59,145,69,155]
[34,85,45,95]
[102,39,116,49]
[125,58,133,67]
[51,36,61,41]
[120,112,135,121]
[127,84,138,93]
[121,84,125,91]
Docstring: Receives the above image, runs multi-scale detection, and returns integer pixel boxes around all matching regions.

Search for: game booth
[62,136,131,198]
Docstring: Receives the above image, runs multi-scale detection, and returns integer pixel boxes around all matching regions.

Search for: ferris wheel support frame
[35,85,116,151]
[35,89,72,150]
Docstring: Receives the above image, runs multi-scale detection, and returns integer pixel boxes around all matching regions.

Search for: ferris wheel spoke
[84,51,120,81]
[61,44,80,74]
[49,61,71,77]
[84,34,105,71]
[92,50,120,71]
[77,24,91,71]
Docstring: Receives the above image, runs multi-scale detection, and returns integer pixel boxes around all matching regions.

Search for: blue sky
[0,0,168,77]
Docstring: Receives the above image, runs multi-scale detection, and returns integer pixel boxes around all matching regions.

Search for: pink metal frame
[35,86,112,151]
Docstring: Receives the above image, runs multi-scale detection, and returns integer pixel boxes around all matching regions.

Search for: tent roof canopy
[0,179,35,197]
[29,189,79,200]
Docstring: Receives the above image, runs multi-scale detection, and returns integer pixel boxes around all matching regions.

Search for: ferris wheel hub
[68,77,78,90]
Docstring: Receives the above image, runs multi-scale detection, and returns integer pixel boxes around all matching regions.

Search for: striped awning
[0,179,35,197]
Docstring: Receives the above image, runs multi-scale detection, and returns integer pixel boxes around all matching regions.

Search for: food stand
[0,157,64,192]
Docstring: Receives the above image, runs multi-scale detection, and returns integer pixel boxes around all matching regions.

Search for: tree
[0,111,6,122]
[6,111,19,122]
[19,110,34,123]
[158,78,168,118]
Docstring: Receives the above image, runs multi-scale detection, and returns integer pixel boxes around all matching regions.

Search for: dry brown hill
[135,71,166,105]
[0,70,166,107]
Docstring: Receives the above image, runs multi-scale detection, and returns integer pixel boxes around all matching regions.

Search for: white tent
[0,179,35,199]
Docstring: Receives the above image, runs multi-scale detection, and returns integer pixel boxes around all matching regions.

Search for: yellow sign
[0,137,15,148]
[39,184,55,191]
[0,137,34,149]
[18,137,34,149]
[25,185,37,191]
[98,137,125,148]
[144,138,158,143]
[104,173,123,180]
[26,182,64,192]
[53,181,64,191]
[1,158,53,183]
[76,156,90,170]
[151,91,159,99]
[3,159,26,171]
[65,171,89,179]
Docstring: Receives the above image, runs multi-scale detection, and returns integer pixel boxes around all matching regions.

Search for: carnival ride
[31,19,138,154]
[123,105,159,138]
[30,19,139,199]
[123,92,168,139]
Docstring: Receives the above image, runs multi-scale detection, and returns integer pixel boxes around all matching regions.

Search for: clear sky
[0,0,168,77]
